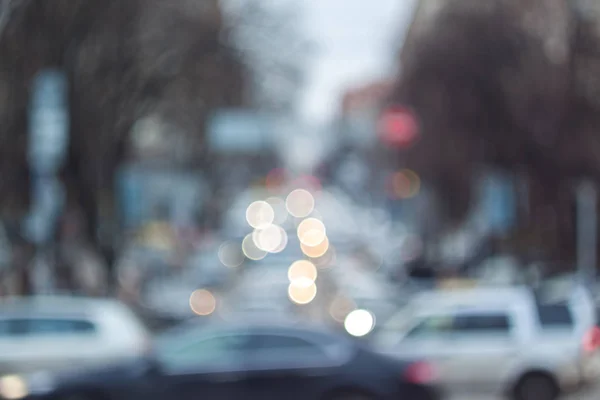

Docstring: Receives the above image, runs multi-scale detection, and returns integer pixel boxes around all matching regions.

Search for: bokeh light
[297,218,326,246]
[301,236,330,258]
[286,189,315,218]
[246,201,275,229]
[266,196,288,225]
[0,375,27,400]
[255,224,284,253]
[189,289,217,316]
[288,260,318,283]
[288,278,317,305]
[270,226,289,254]
[218,241,245,268]
[344,309,376,337]
[389,169,421,199]
[378,106,419,148]
[242,234,267,260]
[329,296,357,323]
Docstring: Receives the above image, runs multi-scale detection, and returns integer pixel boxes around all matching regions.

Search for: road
[449,385,600,400]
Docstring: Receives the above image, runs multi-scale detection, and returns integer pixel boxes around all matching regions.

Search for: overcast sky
[298,0,417,123]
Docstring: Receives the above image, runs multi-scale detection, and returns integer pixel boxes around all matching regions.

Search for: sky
[298,0,417,123]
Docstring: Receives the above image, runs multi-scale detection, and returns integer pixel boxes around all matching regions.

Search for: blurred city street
[3,1,600,400]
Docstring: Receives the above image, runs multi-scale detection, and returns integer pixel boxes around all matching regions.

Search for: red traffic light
[378,106,419,148]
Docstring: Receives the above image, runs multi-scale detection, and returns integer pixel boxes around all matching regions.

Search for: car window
[245,333,332,368]
[25,318,97,335]
[406,312,512,338]
[251,334,326,356]
[536,303,574,329]
[453,313,512,334]
[406,315,454,338]
[0,318,97,337]
[160,334,250,369]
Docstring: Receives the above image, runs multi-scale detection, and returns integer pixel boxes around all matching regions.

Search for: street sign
[207,110,272,153]
[28,69,69,174]
[477,171,516,234]
[24,68,69,244]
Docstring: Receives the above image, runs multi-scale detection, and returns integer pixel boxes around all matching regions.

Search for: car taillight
[404,361,437,384]
[583,326,600,353]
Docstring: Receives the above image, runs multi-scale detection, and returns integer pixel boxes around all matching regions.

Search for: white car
[0,296,151,375]
[376,285,600,400]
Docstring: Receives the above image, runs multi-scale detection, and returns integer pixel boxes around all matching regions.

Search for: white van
[376,284,600,400]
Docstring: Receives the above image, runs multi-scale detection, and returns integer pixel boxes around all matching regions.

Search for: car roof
[159,317,343,344]
[411,286,533,313]
[0,295,126,318]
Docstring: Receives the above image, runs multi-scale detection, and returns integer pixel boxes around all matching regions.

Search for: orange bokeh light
[389,169,421,199]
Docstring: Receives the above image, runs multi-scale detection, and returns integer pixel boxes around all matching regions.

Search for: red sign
[378,106,419,148]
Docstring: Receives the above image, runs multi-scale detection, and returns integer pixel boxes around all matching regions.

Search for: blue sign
[25,68,69,244]
[28,69,69,174]
[207,110,272,153]
[478,172,516,234]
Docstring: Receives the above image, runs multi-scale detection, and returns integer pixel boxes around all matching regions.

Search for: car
[375,284,600,400]
[0,296,151,376]
[224,296,294,321]
[2,320,442,400]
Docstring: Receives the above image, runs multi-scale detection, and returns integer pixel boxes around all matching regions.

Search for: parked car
[2,320,442,400]
[375,284,600,400]
[0,296,151,376]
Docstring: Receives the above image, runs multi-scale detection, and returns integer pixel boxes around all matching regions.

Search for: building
[318,80,396,207]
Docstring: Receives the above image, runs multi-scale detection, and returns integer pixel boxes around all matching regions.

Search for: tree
[222,0,313,114]
[0,0,247,293]
[388,0,600,266]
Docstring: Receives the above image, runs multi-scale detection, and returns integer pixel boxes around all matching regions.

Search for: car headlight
[0,375,28,400]
[0,372,55,400]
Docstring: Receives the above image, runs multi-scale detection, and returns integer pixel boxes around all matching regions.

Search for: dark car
[9,321,441,400]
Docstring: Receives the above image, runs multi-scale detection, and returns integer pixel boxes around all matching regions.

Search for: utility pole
[576,180,597,286]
